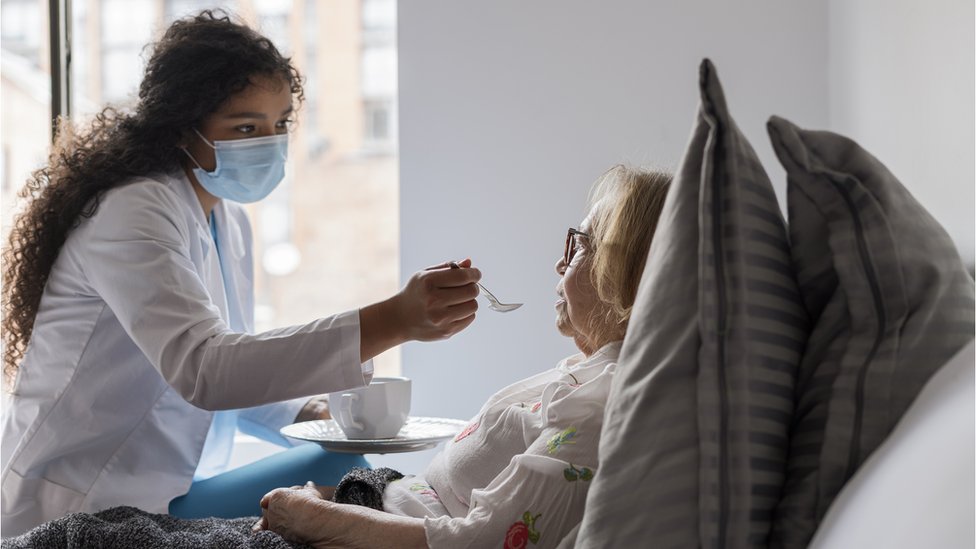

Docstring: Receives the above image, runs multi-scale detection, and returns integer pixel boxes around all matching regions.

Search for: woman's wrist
[343,504,428,549]
[359,296,409,363]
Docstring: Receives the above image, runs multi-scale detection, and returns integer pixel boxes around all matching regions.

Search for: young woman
[255,165,672,549]
[0,11,481,536]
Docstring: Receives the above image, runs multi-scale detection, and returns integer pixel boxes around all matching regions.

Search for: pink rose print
[454,421,479,442]
[504,521,529,549]
[504,511,541,549]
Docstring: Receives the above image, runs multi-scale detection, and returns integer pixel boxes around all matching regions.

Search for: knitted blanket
[1,506,311,549]
[2,467,405,548]
[332,467,403,510]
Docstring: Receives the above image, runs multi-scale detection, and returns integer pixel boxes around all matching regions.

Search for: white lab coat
[0,170,370,536]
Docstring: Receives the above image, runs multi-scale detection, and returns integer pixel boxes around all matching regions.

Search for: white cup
[328,377,411,439]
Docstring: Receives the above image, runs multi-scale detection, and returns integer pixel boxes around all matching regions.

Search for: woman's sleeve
[237,398,308,446]
[76,182,368,411]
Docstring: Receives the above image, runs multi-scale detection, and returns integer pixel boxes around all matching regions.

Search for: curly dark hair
[1,10,304,384]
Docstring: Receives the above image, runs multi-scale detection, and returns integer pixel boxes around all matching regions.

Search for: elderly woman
[256,165,672,549]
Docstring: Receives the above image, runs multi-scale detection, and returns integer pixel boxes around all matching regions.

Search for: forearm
[337,504,428,549]
[260,487,427,548]
[169,313,365,410]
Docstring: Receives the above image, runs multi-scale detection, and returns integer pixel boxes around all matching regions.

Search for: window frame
[48,0,72,142]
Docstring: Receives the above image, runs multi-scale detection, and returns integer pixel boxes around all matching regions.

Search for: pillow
[576,59,808,548]
[766,116,976,548]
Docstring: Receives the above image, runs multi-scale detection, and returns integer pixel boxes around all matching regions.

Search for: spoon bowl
[449,262,523,313]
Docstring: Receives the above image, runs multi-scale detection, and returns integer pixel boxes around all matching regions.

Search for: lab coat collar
[168,169,250,331]
[169,167,209,229]
[170,169,246,266]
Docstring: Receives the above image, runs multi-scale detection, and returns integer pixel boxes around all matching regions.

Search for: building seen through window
[0,0,401,378]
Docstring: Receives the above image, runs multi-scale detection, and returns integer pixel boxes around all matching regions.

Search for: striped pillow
[766,116,976,548]
[576,59,807,548]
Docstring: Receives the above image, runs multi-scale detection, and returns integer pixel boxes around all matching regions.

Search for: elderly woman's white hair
[582,164,671,347]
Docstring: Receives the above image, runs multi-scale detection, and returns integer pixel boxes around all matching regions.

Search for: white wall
[384,0,830,472]
[828,0,975,266]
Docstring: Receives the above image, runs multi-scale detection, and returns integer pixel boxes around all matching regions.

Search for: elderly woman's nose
[555,257,567,275]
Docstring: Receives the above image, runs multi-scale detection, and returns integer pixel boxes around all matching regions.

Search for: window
[361,0,397,151]
[0,0,51,250]
[0,0,51,401]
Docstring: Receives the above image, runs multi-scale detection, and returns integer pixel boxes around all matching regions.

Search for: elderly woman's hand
[278,480,335,500]
[295,396,331,423]
[254,481,429,549]
[253,484,333,544]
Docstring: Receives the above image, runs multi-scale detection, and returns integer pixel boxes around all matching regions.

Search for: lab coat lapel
[211,203,250,333]
[172,172,232,325]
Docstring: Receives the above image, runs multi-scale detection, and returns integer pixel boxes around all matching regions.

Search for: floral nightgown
[383,342,621,549]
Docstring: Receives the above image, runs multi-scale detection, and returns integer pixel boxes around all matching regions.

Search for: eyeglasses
[564,228,591,265]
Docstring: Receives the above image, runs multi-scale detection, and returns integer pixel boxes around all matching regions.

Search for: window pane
[1,0,51,260]
[1,0,50,398]
[362,46,397,98]
[101,0,155,47]
[363,0,395,31]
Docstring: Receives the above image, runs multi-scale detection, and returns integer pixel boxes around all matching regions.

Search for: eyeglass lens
[564,229,580,264]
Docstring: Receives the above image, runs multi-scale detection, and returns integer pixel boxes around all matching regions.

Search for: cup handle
[337,393,364,432]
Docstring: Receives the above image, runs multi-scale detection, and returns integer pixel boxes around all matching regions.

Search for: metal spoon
[450,262,523,313]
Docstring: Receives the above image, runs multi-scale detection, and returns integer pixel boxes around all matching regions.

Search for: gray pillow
[576,59,807,548]
[766,116,976,548]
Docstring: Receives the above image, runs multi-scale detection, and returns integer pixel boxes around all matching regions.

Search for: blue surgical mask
[181,128,288,203]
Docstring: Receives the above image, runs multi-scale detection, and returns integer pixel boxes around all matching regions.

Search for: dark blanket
[1,506,311,549]
[2,467,406,548]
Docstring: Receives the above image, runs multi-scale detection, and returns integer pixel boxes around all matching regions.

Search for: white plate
[280,416,469,454]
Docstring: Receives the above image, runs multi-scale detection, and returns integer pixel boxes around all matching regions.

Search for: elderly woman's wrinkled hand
[252,483,334,544]
[279,480,335,500]
[294,396,331,423]
[253,481,429,548]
